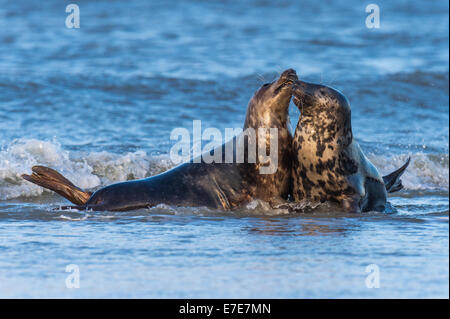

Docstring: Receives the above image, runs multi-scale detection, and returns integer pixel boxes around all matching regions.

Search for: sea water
[0,0,448,298]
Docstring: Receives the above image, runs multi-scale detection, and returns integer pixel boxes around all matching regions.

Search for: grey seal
[291,79,410,213]
[22,69,298,211]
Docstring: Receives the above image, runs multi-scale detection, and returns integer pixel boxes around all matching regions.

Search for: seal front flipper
[22,166,92,206]
[382,157,411,193]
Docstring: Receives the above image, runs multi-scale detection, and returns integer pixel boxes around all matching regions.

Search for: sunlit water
[0,0,448,298]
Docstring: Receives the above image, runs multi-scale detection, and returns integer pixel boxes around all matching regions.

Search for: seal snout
[292,80,311,94]
[292,80,307,99]
[292,80,319,109]
[274,69,298,95]
[279,68,298,84]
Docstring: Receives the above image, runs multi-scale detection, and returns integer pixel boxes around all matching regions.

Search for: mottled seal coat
[22,69,298,211]
[291,79,410,213]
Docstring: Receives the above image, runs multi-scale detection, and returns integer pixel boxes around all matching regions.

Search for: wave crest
[369,153,449,191]
[0,139,174,200]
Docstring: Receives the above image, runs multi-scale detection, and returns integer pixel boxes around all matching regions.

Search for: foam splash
[0,139,96,200]
[368,153,449,191]
[245,199,291,215]
[58,214,91,221]
[0,139,174,200]
[0,139,448,201]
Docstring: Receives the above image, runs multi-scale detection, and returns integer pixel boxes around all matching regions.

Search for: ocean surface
[0,0,448,298]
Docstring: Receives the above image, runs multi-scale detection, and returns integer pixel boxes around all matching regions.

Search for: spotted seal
[291,79,410,213]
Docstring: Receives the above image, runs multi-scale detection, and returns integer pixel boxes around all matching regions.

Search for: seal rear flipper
[382,157,411,193]
[22,166,92,206]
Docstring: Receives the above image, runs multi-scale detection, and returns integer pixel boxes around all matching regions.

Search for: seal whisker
[326,73,338,86]
[256,73,266,84]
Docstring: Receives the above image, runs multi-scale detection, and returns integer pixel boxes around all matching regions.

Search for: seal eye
[262,83,270,87]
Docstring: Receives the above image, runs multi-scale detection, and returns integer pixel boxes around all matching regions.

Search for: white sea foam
[245,199,290,215]
[368,153,449,191]
[0,139,448,200]
[0,139,174,200]
[57,214,91,221]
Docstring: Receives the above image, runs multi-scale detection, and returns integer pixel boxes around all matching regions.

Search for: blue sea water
[0,0,448,298]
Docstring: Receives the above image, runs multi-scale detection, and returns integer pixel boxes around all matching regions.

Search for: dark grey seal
[291,79,410,213]
[22,69,298,211]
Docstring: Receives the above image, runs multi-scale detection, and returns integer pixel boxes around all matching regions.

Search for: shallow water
[0,0,448,298]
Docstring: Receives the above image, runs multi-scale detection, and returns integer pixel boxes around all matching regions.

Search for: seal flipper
[22,166,92,206]
[382,157,411,193]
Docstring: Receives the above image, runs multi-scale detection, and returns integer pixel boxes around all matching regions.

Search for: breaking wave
[368,152,448,191]
[0,139,174,200]
[0,139,448,200]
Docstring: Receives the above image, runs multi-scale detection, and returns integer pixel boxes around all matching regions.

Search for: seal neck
[244,99,290,130]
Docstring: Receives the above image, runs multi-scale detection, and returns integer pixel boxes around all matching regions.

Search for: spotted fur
[291,80,387,213]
